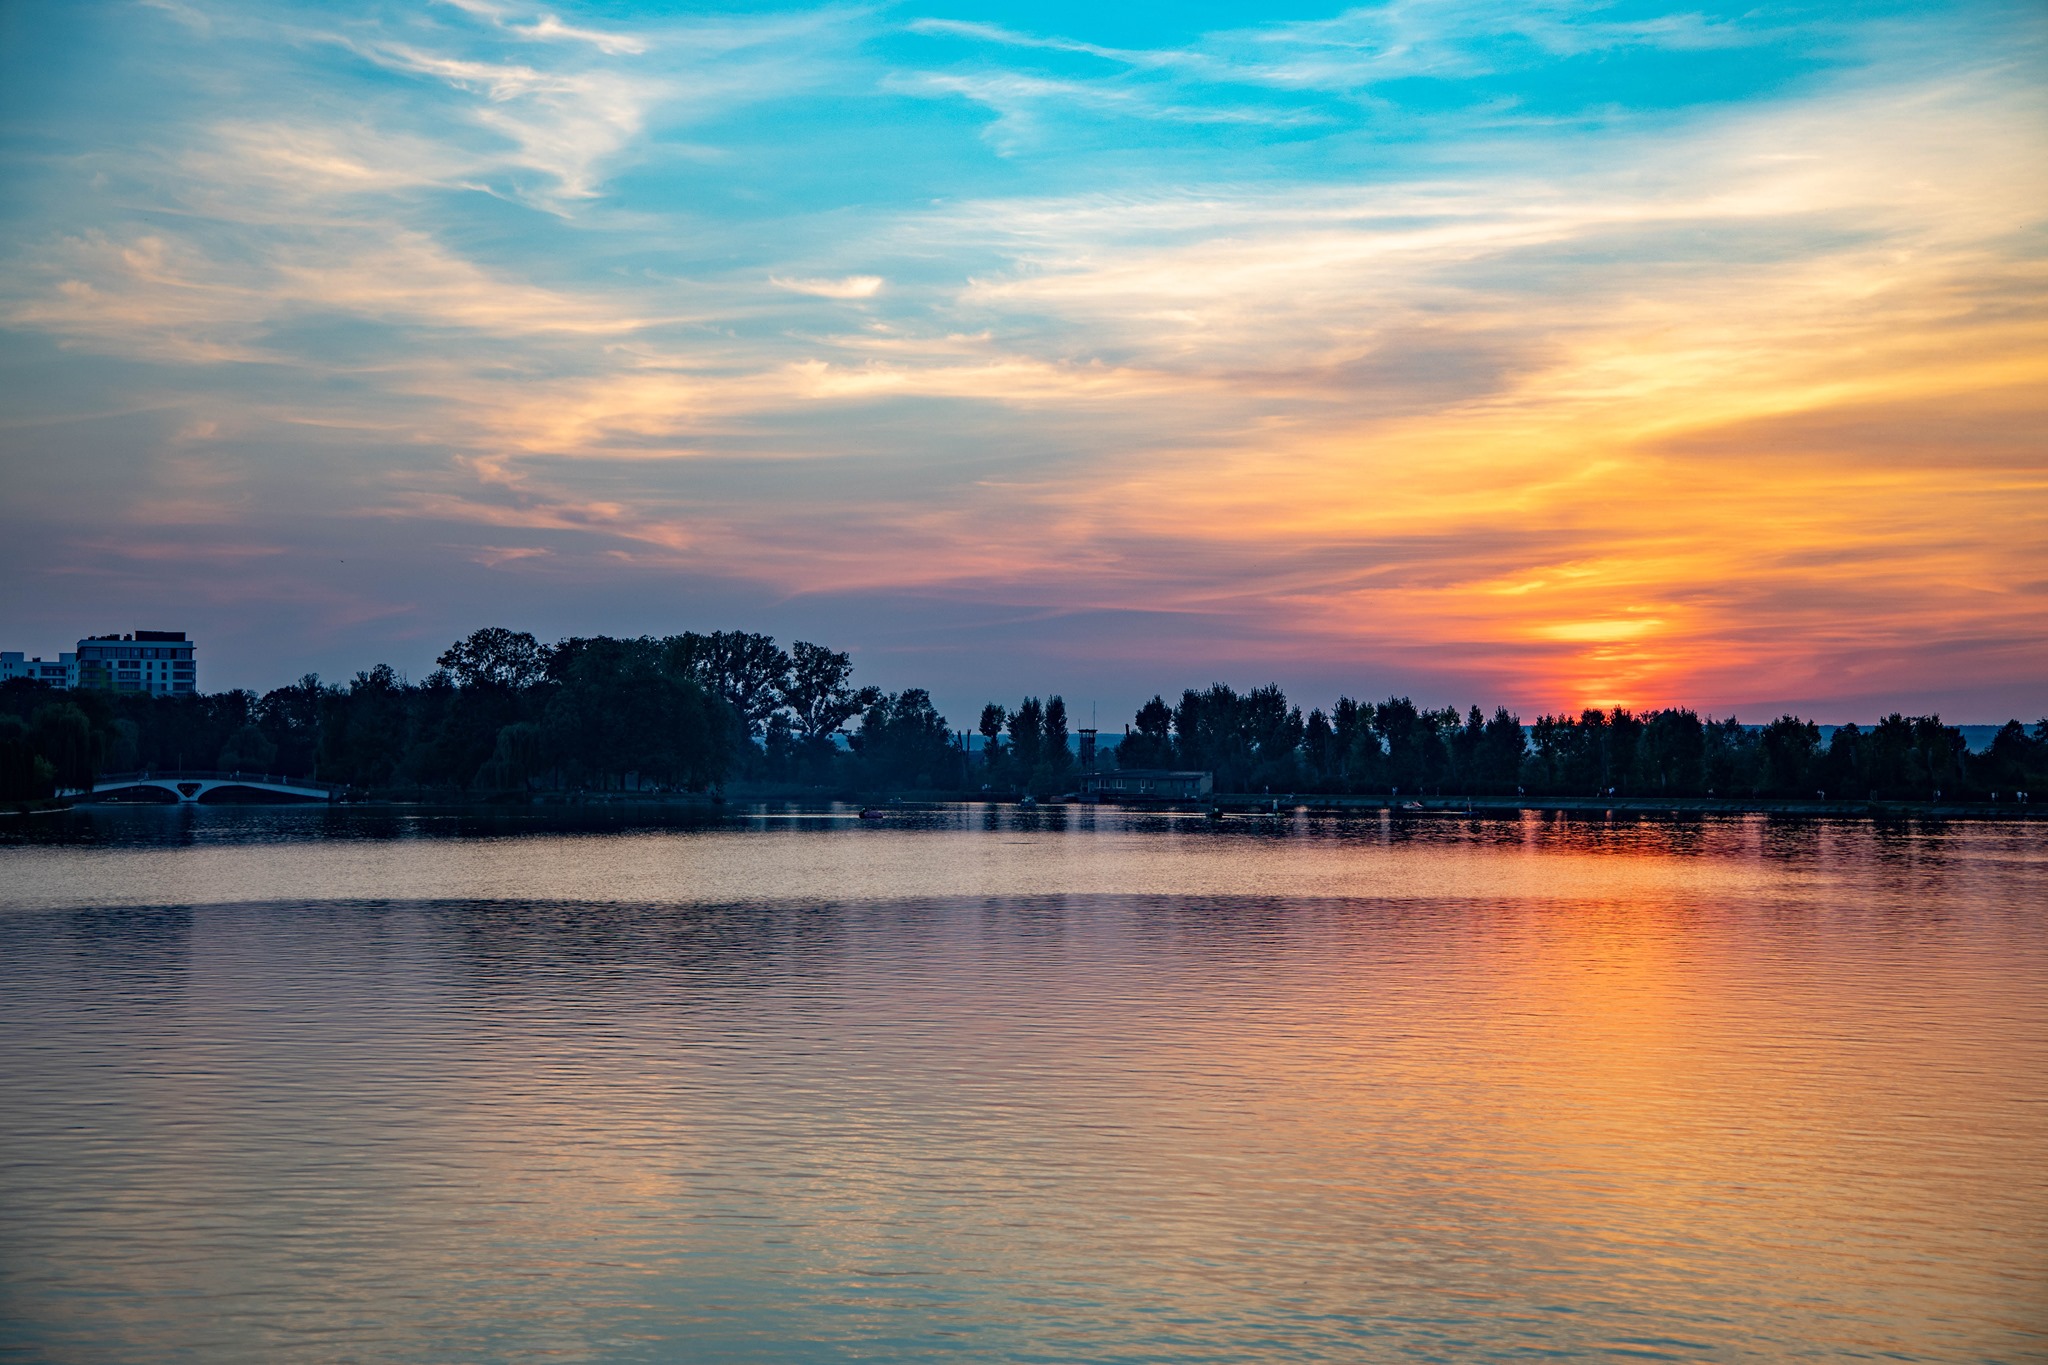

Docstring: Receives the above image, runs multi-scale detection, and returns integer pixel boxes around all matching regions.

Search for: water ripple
[0,807,2042,1361]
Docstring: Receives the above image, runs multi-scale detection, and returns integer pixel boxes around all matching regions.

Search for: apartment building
[0,651,77,688]
[74,631,198,695]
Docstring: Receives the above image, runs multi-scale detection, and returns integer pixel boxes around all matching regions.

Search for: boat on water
[858,807,886,820]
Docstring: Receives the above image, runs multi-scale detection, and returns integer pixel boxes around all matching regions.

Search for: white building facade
[0,651,77,688]
[75,631,197,696]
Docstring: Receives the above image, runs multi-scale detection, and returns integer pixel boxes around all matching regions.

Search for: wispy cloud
[900,0,1779,131]
[895,69,1327,149]
[439,0,649,55]
[333,40,662,202]
[1,0,2042,713]
[906,18,1130,60]
[772,274,884,299]
[4,227,658,364]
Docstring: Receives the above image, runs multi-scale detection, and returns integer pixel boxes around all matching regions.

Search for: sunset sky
[2,0,2043,722]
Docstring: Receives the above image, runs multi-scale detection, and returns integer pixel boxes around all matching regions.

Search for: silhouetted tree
[1042,696,1074,788]
[1976,720,2043,794]
[1759,715,1822,795]
[542,636,732,790]
[854,689,956,789]
[1008,698,1045,781]
[783,641,881,744]
[1172,685,1257,789]
[1117,696,1174,769]
[1480,707,1527,789]
[437,627,549,689]
[662,631,792,737]
[1820,721,1863,797]
[762,712,800,782]
[217,723,277,772]
[978,703,1007,772]
[1608,709,1645,791]
[1303,708,1337,786]
[0,714,55,801]
[1375,697,1446,793]
[1634,709,1705,794]
[474,722,545,791]
[30,702,96,792]
[1703,716,1758,795]
[318,665,412,788]
[1335,697,1382,790]
[256,675,328,778]
[1448,706,1486,789]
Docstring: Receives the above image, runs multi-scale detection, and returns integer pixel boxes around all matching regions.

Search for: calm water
[1,805,2043,1363]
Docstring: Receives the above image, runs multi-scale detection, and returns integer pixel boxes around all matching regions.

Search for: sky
[1,0,2044,725]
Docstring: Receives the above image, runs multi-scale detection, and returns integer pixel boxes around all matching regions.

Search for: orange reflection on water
[1,808,2042,1358]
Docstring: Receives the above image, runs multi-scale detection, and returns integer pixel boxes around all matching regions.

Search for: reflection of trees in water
[1758,816,1827,864]
[1867,815,1965,880]
[7,802,742,852]
[998,806,1070,835]
[4,802,213,848]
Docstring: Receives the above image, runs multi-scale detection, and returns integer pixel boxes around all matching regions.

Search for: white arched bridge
[86,770,343,803]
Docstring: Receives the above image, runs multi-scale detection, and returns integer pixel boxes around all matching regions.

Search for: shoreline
[1197,793,2044,820]
[26,790,2044,822]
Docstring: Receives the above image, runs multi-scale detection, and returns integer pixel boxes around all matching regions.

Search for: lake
[1,805,2043,1362]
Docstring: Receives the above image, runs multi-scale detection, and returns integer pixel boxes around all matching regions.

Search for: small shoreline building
[1082,769,1214,802]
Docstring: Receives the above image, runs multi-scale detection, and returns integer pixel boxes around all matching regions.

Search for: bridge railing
[92,770,346,794]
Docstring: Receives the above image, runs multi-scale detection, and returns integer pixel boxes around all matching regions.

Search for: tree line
[0,628,884,801]
[1109,683,2047,802]
[2,626,2045,803]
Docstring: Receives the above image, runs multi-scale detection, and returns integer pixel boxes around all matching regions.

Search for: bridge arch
[86,771,341,804]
